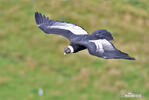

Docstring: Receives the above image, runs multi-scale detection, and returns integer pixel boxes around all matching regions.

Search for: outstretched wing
[35,12,88,40]
[88,39,135,60]
[76,39,135,60]
[91,29,114,41]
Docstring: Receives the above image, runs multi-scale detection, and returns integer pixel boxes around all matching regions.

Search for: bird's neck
[70,44,86,53]
[68,45,74,53]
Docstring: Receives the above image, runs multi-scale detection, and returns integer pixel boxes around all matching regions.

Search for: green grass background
[0,0,149,100]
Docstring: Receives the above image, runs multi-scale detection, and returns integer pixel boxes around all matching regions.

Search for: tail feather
[92,29,114,41]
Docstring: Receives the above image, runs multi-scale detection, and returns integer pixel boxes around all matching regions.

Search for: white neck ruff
[68,45,74,53]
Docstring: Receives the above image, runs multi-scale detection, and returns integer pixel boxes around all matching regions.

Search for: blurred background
[0,0,149,100]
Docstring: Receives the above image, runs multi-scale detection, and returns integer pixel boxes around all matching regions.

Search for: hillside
[0,0,149,100]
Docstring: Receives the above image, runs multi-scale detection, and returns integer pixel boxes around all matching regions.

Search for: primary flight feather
[35,12,135,60]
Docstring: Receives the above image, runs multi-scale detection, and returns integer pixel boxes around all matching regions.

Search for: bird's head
[64,45,74,55]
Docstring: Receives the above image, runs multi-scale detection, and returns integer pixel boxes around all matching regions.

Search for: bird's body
[35,12,135,60]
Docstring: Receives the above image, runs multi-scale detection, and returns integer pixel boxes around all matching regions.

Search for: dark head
[64,45,74,55]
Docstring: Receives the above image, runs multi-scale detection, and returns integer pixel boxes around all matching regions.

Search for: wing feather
[91,29,114,41]
[35,12,88,40]
[73,39,135,60]
[88,39,135,60]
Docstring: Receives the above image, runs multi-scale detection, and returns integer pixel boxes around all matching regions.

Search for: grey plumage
[35,12,135,60]
[35,12,88,40]
[91,29,114,41]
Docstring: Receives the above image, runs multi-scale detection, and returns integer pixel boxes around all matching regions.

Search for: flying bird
[35,12,135,60]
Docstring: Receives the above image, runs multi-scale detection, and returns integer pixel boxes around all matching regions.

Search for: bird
[35,12,135,60]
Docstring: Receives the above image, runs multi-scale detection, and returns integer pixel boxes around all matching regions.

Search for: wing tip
[103,50,136,60]
[35,12,49,25]
[126,57,136,60]
[103,56,136,60]
[35,12,40,24]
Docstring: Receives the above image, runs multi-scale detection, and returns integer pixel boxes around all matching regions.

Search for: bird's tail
[92,29,114,41]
